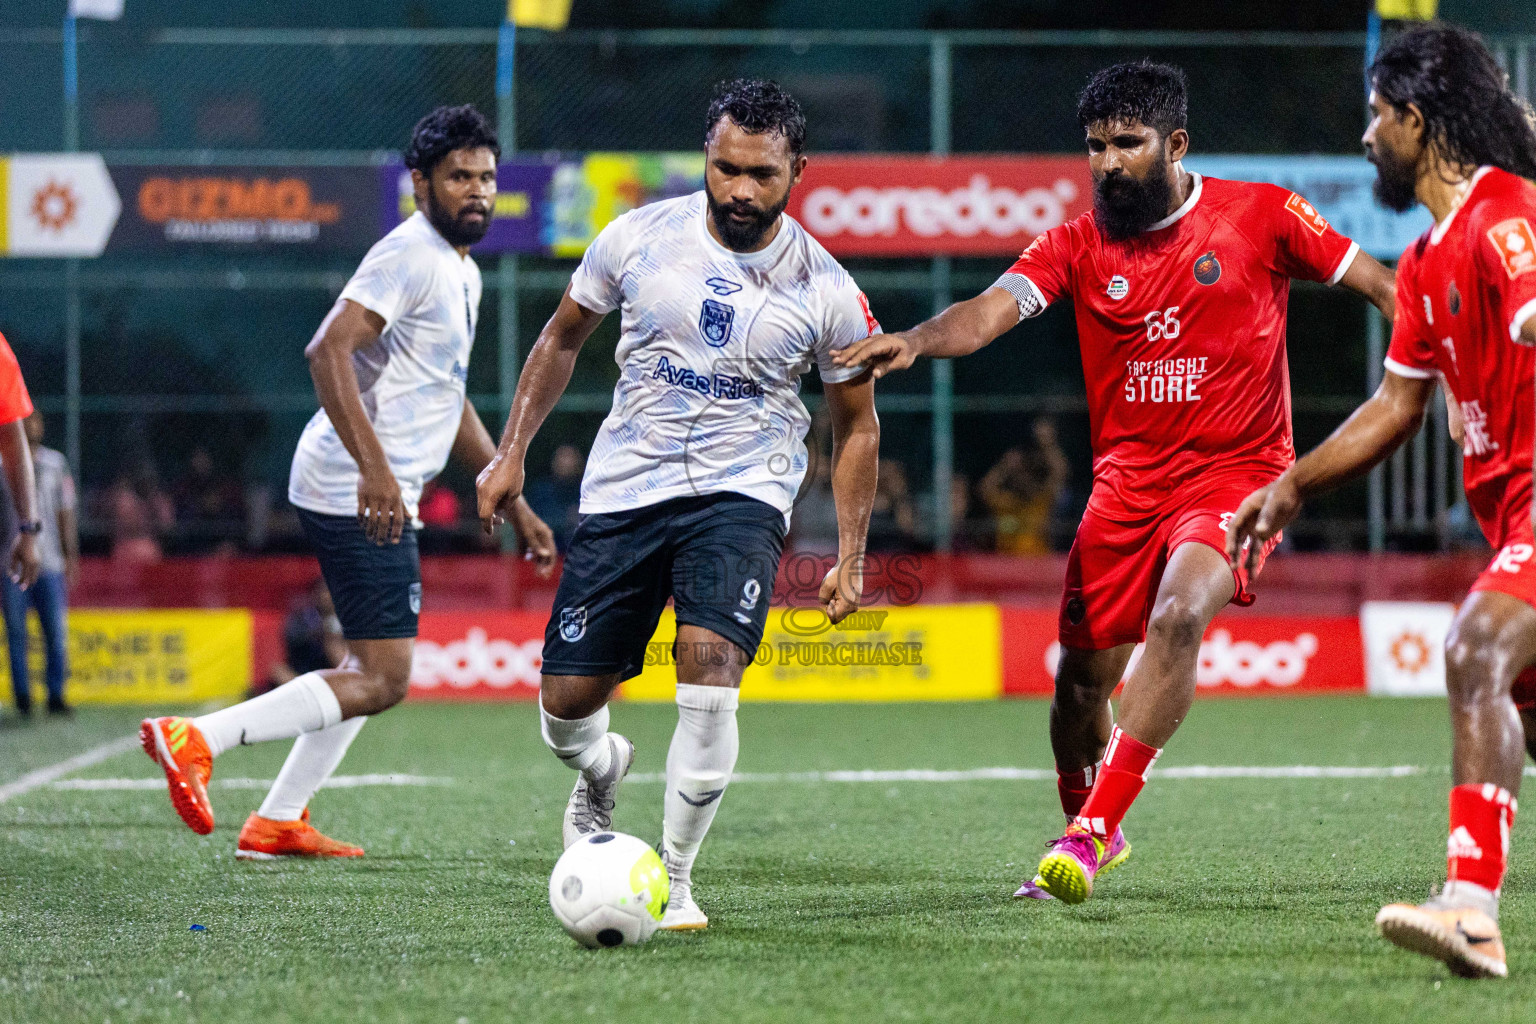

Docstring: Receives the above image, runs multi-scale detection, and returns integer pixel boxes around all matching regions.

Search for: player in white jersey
[477,80,881,929]
[140,106,555,856]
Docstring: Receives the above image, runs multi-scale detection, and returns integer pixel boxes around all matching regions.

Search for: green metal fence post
[929,34,954,553]
[496,20,521,551]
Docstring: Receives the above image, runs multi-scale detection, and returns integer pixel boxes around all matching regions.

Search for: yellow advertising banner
[620,603,1002,702]
[0,609,251,705]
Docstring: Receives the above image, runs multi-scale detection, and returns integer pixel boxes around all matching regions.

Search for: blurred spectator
[418,481,461,528]
[525,444,585,552]
[417,481,463,554]
[1,411,77,718]
[981,416,1070,555]
[257,577,347,696]
[868,458,922,552]
[103,460,175,563]
[174,445,245,549]
[948,472,992,552]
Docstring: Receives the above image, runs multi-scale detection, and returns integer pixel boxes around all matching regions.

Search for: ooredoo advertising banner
[784,155,1093,257]
[1000,607,1364,696]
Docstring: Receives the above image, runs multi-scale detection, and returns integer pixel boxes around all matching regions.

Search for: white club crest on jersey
[1107,275,1129,301]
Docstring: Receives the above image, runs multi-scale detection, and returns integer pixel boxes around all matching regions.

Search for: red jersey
[1006,174,1358,518]
[0,332,33,425]
[1385,167,1536,548]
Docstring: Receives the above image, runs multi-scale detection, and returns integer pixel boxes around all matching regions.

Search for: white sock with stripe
[256,716,368,822]
[661,684,740,885]
[193,672,343,758]
[540,703,614,780]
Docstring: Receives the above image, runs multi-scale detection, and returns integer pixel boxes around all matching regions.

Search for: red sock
[1447,783,1518,893]
[1056,762,1100,819]
[1074,727,1161,839]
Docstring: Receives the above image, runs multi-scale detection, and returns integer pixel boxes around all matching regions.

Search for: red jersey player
[1230,24,1536,979]
[832,60,1395,903]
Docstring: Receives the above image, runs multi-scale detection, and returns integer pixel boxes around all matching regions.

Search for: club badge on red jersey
[1487,217,1536,279]
[1193,251,1221,286]
[1106,275,1129,300]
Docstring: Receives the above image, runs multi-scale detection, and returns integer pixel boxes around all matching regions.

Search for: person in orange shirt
[0,332,42,594]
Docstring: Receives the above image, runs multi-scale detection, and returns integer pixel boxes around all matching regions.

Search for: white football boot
[658,846,709,931]
[561,734,635,849]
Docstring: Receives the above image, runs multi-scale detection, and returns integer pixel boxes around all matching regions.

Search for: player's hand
[830,333,917,380]
[9,534,39,590]
[1224,477,1301,577]
[357,468,406,545]
[820,553,864,625]
[475,453,526,536]
[507,495,558,578]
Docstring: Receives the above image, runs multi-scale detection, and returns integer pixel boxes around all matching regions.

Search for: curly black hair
[1076,60,1188,138]
[1370,23,1536,181]
[404,104,501,177]
[704,78,806,157]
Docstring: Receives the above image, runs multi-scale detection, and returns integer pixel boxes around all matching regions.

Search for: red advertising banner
[408,611,547,701]
[785,155,1093,257]
[1000,608,1364,697]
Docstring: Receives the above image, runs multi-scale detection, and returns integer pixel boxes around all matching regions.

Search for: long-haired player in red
[833,61,1396,903]
[1229,24,1536,979]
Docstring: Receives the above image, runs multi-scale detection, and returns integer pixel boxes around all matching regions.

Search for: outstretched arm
[829,287,1020,379]
[819,371,880,623]
[1225,370,1435,572]
[451,400,556,575]
[476,286,606,533]
[1337,250,1397,322]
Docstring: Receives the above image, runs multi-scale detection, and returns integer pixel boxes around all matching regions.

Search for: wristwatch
[17,520,42,535]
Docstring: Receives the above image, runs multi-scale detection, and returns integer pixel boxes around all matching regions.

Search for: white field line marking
[0,735,140,804]
[50,774,453,792]
[623,764,1521,785]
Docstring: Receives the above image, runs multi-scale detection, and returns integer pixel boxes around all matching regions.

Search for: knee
[1145,597,1205,655]
[540,682,585,720]
[1444,629,1508,706]
[354,663,411,714]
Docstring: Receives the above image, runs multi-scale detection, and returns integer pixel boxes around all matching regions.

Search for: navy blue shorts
[542,493,786,682]
[296,507,421,641]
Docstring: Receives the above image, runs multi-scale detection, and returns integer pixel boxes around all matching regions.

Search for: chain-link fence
[0,26,1532,556]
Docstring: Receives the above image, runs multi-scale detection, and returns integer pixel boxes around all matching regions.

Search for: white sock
[540,703,613,779]
[256,716,368,822]
[193,672,342,758]
[662,684,740,884]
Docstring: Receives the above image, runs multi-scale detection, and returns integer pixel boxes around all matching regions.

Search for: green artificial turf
[1,697,1530,1023]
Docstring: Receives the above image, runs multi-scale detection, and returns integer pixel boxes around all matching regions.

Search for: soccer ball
[548,831,670,948]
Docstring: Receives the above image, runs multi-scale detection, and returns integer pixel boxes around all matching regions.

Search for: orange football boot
[140,716,215,835]
[1377,899,1508,979]
[235,808,364,860]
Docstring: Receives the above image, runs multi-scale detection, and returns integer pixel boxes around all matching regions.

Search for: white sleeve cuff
[1509,296,1536,343]
[1326,241,1361,286]
[1383,356,1435,380]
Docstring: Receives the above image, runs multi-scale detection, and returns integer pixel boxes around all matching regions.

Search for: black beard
[423,186,492,248]
[1370,146,1419,213]
[706,186,790,251]
[1093,159,1174,241]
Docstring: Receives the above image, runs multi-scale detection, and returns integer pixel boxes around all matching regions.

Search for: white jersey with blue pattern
[289,211,481,521]
[569,192,877,523]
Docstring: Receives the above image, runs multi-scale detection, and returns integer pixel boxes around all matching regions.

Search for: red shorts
[1469,522,1536,711]
[1059,474,1281,650]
